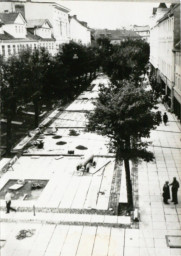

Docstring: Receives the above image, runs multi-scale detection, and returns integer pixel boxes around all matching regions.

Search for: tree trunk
[33,100,39,128]
[6,116,12,155]
[124,136,133,209]
[124,158,133,209]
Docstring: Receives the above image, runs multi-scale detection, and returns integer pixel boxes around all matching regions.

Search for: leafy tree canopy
[87,80,157,162]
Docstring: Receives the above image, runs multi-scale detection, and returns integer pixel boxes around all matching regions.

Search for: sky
[59,1,171,29]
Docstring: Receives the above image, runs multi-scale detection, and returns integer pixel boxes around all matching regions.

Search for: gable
[14,13,26,25]
[42,22,51,29]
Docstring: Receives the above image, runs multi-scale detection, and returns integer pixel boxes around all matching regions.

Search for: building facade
[132,25,150,43]
[149,3,181,121]
[0,0,70,50]
[69,15,91,45]
[0,12,56,58]
[0,0,92,59]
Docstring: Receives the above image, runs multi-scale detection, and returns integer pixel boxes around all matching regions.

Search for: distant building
[93,29,141,45]
[69,15,91,45]
[0,12,55,58]
[150,3,181,121]
[0,0,70,50]
[0,0,92,57]
[132,25,150,43]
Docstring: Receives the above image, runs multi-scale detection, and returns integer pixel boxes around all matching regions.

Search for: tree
[100,38,150,86]
[0,55,20,154]
[54,42,99,102]
[87,80,158,208]
[17,47,52,127]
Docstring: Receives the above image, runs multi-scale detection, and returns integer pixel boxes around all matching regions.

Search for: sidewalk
[136,103,181,256]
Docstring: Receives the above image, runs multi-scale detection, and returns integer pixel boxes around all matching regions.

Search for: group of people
[163,177,180,205]
[156,111,168,125]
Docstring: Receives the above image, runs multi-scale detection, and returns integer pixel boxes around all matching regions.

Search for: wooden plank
[0,222,16,240]
[107,228,124,256]
[71,175,92,209]
[28,225,55,256]
[75,226,97,256]
[92,227,111,256]
[60,226,83,256]
[58,175,82,209]
[44,225,69,256]
[84,174,103,210]
[96,161,114,210]
[47,160,77,208]
[12,224,43,256]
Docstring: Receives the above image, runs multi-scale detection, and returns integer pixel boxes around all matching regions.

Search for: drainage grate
[166,236,181,248]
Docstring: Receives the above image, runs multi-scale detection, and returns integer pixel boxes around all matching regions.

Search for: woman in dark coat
[163,181,170,204]
[170,177,180,204]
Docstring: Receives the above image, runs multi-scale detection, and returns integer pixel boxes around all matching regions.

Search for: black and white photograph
[0,0,181,255]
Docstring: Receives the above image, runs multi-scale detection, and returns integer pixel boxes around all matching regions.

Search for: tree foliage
[97,38,150,86]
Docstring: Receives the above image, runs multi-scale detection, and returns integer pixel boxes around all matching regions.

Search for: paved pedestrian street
[0,77,181,255]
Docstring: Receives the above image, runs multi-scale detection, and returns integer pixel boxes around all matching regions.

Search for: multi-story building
[69,15,91,45]
[0,0,70,50]
[132,25,150,43]
[150,3,181,121]
[0,12,56,58]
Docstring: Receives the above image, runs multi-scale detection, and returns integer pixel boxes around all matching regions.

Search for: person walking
[163,112,168,125]
[162,181,170,204]
[5,190,16,213]
[156,111,162,125]
[169,177,180,204]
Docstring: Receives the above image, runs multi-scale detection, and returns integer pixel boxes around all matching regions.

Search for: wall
[70,18,91,45]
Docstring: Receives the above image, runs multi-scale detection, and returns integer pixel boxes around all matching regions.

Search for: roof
[69,15,89,29]
[94,29,141,40]
[0,13,19,24]
[133,25,150,32]
[27,29,55,41]
[0,31,14,40]
[158,3,180,23]
[27,19,53,28]
[158,3,167,9]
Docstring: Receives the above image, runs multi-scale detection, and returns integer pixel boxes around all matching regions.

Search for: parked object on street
[5,190,16,213]
[169,177,180,204]
[163,112,168,125]
[162,181,170,204]
[76,154,96,174]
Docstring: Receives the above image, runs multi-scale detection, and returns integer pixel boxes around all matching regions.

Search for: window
[2,45,5,56]
[7,45,11,55]
[13,45,16,54]
[60,22,62,35]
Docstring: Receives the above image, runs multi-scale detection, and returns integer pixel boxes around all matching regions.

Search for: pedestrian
[163,112,168,125]
[169,177,180,204]
[156,111,162,124]
[162,181,170,204]
[5,190,16,214]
